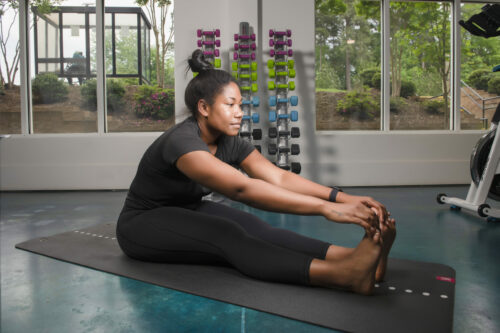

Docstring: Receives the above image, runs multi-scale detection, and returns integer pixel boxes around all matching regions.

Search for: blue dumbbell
[252,96,260,107]
[290,96,298,106]
[269,96,277,107]
[290,110,298,121]
[252,113,260,123]
[243,115,252,121]
[269,111,277,122]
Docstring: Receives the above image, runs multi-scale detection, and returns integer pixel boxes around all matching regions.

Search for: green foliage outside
[31,73,68,104]
[315,1,500,105]
[488,76,500,95]
[80,79,126,112]
[468,69,493,91]
[134,85,175,120]
[336,89,380,120]
[390,97,407,114]
[423,99,446,115]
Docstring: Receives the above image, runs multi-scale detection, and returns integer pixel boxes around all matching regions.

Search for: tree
[136,0,174,89]
[0,0,59,89]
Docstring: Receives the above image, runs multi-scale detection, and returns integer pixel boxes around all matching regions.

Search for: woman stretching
[117,50,396,295]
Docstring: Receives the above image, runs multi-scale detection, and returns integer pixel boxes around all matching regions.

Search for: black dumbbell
[268,143,277,155]
[269,127,278,138]
[254,145,262,153]
[291,144,300,155]
[252,129,262,140]
[291,127,300,138]
[291,162,301,174]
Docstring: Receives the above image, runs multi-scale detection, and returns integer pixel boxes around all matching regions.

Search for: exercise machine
[438,4,500,220]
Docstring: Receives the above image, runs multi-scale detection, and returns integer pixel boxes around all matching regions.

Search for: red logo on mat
[436,276,456,283]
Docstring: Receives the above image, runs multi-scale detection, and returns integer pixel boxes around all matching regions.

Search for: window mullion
[19,0,32,135]
[382,0,391,131]
[451,0,461,131]
[96,0,107,134]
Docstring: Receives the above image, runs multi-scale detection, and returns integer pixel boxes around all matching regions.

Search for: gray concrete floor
[1,186,500,332]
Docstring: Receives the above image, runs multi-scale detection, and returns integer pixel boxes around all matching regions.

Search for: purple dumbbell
[215,29,220,37]
[197,40,202,47]
[270,49,275,57]
[234,43,239,50]
[288,39,292,47]
[287,29,292,37]
[233,53,238,60]
[269,29,274,37]
[269,39,274,47]
[215,49,220,57]
[197,29,202,37]
[234,33,239,41]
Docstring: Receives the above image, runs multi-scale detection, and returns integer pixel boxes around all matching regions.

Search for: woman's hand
[336,193,390,226]
[322,201,379,232]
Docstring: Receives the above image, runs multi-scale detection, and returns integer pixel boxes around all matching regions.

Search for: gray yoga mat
[16,223,455,333]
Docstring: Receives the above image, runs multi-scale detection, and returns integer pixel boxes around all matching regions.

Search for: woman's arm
[240,150,389,223]
[176,150,379,231]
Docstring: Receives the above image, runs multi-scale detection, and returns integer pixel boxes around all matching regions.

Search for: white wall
[0,0,485,190]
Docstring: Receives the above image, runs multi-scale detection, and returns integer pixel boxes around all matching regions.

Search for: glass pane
[31,1,97,133]
[0,2,21,134]
[460,2,500,130]
[390,1,452,130]
[106,0,175,132]
[315,0,381,131]
[115,14,138,75]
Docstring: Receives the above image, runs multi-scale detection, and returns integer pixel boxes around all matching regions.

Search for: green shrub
[468,69,493,91]
[371,72,381,90]
[31,73,68,104]
[390,97,408,114]
[134,85,175,120]
[359,68,380,88]
[336,89,379,120]
[487,75,500,95]
[80,79,126,112]
[423,99,446,114]
[400,80,416,98]
[0,84,5,95]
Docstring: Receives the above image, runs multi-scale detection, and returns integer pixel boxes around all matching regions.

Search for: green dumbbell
[193,72,199,78]
[288,60,295,69]
[289,81,295,90]
[251,62,258,71]
[269,69,276,78]
[214,58,221,68]
[268,81,275,90]
[277,71,288,77]
[232,62,238,71]
[289,69,296,78]
[251,83,258,92]
[240,73,251,79]
[251,72,258,81]
[267,59,275,69]
[232,72,239,79]
[241,85,251,91]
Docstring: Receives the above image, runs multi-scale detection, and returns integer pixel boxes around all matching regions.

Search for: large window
[315,0,381,131]
[315,0,500,131]
[0,1,22,134]
[1,0,174,135]
[105,0,174,133]
[390,1,451,130]
[460,2,500,130]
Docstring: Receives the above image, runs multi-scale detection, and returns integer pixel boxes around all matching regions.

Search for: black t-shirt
[124,116,255,210]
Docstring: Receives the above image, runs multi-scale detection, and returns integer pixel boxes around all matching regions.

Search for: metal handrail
[460,80,500,128]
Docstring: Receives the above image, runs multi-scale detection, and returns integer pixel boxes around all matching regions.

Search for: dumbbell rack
[195,28,221,76]
[267,29,301,173]
[232,22,262,152]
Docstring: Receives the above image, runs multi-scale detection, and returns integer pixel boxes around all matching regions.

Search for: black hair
[185,49,238,118]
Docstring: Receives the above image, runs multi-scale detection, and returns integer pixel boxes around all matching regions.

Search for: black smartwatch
[329,186,343,202]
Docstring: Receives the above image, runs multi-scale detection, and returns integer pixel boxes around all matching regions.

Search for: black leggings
[116,201,331,285]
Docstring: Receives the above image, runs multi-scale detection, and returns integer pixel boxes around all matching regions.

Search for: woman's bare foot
[375,218,396,282]
[309,231,382,295]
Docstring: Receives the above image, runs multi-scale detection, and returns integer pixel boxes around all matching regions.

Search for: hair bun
[188,49,213,73]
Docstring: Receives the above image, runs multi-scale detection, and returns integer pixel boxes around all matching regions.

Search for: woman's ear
[197,99,210,118]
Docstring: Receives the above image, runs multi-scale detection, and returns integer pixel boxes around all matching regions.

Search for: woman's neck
[196,116,220,146]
